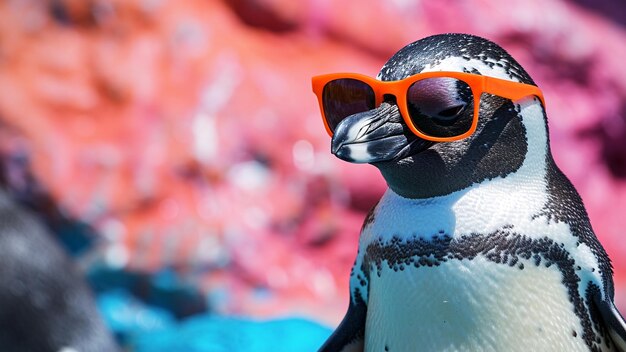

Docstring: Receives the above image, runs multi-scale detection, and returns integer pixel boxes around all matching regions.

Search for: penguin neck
[368,100,552,246]
[376,97,549,200]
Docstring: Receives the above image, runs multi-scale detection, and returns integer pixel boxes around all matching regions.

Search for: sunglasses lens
[322,79,375,132]
[406,78,474,138]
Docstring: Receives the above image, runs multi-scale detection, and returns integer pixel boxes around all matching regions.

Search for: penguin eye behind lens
[439,105,465,117]
[435,104,467,121]
[406,77,475,137]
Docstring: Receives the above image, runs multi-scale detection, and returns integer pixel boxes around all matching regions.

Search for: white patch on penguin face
[345,115,367,142]
[58,347,79,352]
[421,56,522,82]
[342,142,375,163]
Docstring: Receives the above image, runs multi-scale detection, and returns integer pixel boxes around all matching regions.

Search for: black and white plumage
[319,33,626,352]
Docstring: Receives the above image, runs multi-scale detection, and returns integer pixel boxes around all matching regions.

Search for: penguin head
[330,33,547,198]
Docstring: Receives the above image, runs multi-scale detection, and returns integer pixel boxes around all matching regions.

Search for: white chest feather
[365,258,589,351]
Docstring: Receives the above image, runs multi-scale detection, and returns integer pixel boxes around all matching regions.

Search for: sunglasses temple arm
[483,78,546,107]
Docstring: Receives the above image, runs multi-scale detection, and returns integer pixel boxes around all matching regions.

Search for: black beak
[331,103,431,163]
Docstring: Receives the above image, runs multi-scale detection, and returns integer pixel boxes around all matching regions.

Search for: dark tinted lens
[322,79,375,132]
[406,78,474,138]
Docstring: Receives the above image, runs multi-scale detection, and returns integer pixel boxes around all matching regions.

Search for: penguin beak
[331,103,431,163]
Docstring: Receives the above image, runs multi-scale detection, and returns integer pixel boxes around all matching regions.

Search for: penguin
[0,189,119,352]
[317,33,626,352]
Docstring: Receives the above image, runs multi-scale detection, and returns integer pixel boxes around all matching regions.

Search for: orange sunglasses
[312,71,545,142]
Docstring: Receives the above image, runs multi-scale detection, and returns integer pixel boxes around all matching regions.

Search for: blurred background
[0,0,625,350]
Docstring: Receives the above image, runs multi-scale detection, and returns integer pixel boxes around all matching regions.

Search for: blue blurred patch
[93,266,332,351]
[88,265,209,319]
[130,315,332,352]
[97,289,176,345]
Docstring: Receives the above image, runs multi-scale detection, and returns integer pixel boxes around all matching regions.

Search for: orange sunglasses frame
[311,71,545,142]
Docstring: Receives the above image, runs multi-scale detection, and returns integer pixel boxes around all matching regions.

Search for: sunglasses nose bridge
[373,90,399,106]
[382,93,399,104]
[372,80,405,106]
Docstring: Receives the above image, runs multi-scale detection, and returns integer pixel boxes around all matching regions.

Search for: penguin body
[318,34,626,352]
